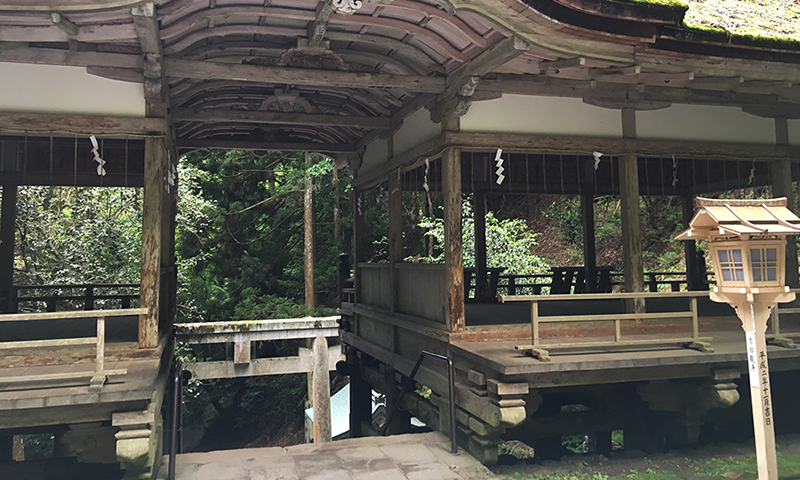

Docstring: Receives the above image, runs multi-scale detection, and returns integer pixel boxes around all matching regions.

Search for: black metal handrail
[168,360,183,480]
[381,350,458,455]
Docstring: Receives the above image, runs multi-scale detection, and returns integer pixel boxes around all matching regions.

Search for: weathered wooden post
[312,334,332,442]
[677,197,800,480]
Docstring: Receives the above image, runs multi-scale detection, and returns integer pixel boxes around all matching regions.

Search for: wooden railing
[395,263,447,325]
[499,291,712,361]
[468,270,715,299]
[12,283,140,313]
[0,307,146,390]
[769,288,800,347]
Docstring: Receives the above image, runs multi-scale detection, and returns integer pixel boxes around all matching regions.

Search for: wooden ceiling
[0,0,799,154]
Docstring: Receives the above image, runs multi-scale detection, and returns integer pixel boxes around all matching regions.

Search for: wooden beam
[443,131,800,161]
[0,47,142,69]
[50,13,78,36]
[583,98,671,111]
[0,1,146,12]
[308,0,335,46]
[139,137,164,348]
[445,37,528,96]
[176,138,356,153]
[539,57,586,73]
[173,108,390,128]
[0,113,166,136]
[743,105,800,119]
[164,58,445,93]
[130,3,160,55]
[442,145,465,333]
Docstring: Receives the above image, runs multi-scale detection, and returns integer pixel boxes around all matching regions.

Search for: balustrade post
[508,277,516,296]
[84,285,95,311]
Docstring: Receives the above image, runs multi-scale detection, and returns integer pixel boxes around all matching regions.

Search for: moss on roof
[683,0,800,43]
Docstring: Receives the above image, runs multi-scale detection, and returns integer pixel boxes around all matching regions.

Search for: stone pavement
[156,431,499,480]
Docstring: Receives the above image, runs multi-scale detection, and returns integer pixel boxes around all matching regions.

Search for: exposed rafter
[164,59,445,93]
[173,108,390,129]
[176,138,356,153]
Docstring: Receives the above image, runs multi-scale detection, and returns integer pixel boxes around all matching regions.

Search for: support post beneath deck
[772,118,798,288]
[473,193,488,300]
[348,351,371,438]
[682,195,702,290]
[581,193,597,293]
[0,183,16,313]
[443,145,465,332]
[139,137,164,348]
[620,108,645,308]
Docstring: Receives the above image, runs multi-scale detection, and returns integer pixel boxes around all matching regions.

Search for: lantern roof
[675,197,800,241]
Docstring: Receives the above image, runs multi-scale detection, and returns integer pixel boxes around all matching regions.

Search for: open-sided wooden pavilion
[1,0,800,476]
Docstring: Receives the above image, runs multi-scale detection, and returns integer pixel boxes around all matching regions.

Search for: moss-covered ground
[492,434,800,480]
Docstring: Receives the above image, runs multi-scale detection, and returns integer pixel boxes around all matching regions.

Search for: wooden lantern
[676,197,800,480]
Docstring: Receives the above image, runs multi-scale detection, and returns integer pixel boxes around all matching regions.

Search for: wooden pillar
[139,137,164,348]
[0,183,17,313]
[473,193,488,301]
[352,188,366,303]
[620,108,645,303]
[383,366,411,435]
[388,171,403,312]
[442,146,465,332]
[773,118,799,288]
[304,152,317,309]
[312,335,332,442]
[581,193,597,293]
[682,195,700,290]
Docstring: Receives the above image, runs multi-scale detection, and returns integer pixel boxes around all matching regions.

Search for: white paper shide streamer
[423,158,430,192]
[494,148,505,185]
[592,151,603,171]
[672,155,679,187]
[89,135,107,176]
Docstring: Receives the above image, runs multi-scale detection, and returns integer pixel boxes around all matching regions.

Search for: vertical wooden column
[388,170,403,312]
[0,183,17,313]
[772,118,799,287]
[682,195,700,290]
[312,335,332,443]
[352,188,366,304]
[304,152,317,309]
[473,193,488,301]
[619,108,645,304]
[160,150,178,334]
[139,137,165,348]
[442,146,465,332]
[581,193,597,293]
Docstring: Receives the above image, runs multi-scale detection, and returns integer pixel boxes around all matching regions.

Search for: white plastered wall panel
[360,138,389,175]
[460,95,622,136]
[637,105,774,143]
[0,63,145,116]
[787,120,800,145]
[393,107,442,156]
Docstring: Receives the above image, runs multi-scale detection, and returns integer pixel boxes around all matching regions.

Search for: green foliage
[545,199,583,247]
[176,150,346,322]
[13,186,141,287]
[416,196,548,275]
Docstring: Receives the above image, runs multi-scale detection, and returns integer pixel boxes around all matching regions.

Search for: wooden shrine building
[1,0,800,477]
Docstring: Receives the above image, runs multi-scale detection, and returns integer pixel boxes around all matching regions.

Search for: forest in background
[5,151,781,450]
